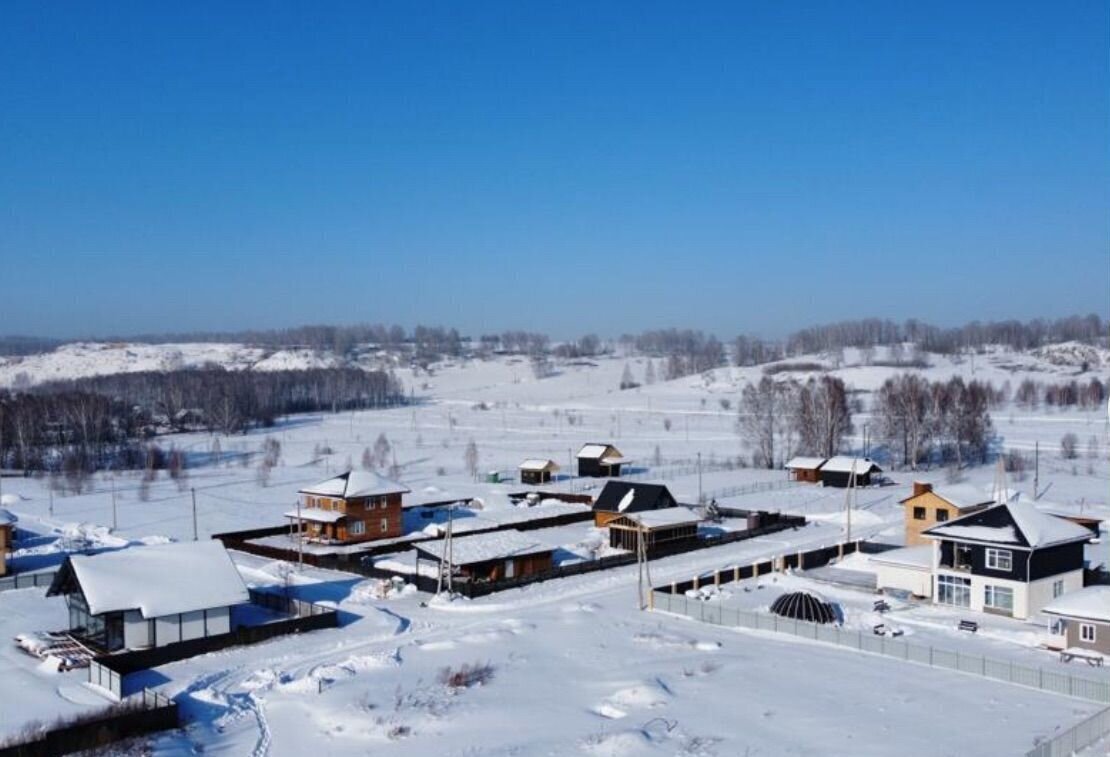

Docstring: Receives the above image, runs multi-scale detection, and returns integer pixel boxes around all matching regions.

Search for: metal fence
[1027,705,1110,757]
[0,569,57,593]
[653,591,1110,705]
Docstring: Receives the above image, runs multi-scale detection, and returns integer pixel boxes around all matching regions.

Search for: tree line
[737,376,856,468]
[0,367,405,473]
[875,374,994,469]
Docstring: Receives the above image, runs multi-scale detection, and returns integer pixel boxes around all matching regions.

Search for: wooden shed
[784,457,827,483]
[414,530,555,583]
[518,459,560,485]
[0,509,15,578]
[607,509,701,552]
[817,456,882,488]
[576,443,626,478]
[591,481,678,527]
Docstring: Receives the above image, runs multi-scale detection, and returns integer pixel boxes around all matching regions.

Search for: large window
[984,585,1014,613]
[985,548,1012,572]
[349,520,366,535]
[1081,624,1097,643]
[937,575,971,607]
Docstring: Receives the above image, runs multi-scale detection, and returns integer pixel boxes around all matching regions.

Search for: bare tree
[1061,433,1079,460]
[738,377,794,469]
[464,439,480,479]
[374,433,391,469]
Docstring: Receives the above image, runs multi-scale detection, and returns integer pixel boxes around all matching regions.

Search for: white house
[47,540,250,652]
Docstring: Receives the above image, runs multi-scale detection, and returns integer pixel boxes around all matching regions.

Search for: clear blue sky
[1,1,1107,339]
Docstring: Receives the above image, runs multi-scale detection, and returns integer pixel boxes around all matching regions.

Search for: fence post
[714,571,720,587]
[693,575,699,591]
[733,566,740,582]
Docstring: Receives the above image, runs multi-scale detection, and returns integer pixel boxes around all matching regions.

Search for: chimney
[912,481,932,498]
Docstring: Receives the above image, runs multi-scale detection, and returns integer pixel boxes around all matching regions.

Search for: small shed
[518,459,560,485]
[784,457,827,483]
[414,530,555,583]
[607,509,701,552]
[592,481,678,526]
[0,508,16,578]
[47,540,250,652]
[817,456,882,488]
[576,443,626,478]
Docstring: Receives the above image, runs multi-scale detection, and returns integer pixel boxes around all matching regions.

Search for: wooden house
[0,509,15,578]
[1043,586,1110,654]
[784,457,826,483]
[900,482,995,546]
[923,501,1092,620]
[592,481,678,527]
[576,444,626,478]
[518,459,559,485]
[286,471,409,545]
[46,540,249,652]
[607,509,700,552]
[414,530,554,583]
[817,456,882,487]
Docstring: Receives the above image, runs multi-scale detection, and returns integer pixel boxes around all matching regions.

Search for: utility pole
[111,476,117,531]
[697,452,703,505]
[296,492,304,571]
[191,487,198,541]
[845,460,856,545]
[49,486,54,519]
[1033,442,1040,500]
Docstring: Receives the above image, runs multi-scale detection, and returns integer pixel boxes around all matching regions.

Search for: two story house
[922,500,1092,620]
[286,470,409,544]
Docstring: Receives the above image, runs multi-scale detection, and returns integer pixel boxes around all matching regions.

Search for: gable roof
[819,456,882,474]
[519,459,559,472]
[593,481,676,514]
[576,443,621,460]
[784,457,827,471]
[900,484,996,511]
[47,540,249,619]
[609,508,701,529]
[300,470,410,499]
[923,500,1092,549]
[1043,586,1110,623]
[413,529,552,566]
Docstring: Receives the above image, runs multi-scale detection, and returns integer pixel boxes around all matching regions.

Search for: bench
[872,624,886,636]
[958,620,979,633]
[873,600,890,613]
[1061,649,1105,667]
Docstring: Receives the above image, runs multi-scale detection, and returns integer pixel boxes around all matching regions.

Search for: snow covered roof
[413,529,553,565]
[902,484,995,511]
[600,456,627,465]
[924,501,1092,549]
[785,457,826,470]
[610,508,701,529]
[819,456,882,474]
[300,470,410,499]
[519,459,559,472]
[1043,586,1110,623]
[0,508,17,527]
[50,540,249,619]
[868,545,933,570]
[284,507,346,524]
[577,443,620,460]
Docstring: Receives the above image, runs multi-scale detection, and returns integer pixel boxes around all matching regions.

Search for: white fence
[1027,705,1110,757]
[653,591,1110,705]
[0,568,57,593]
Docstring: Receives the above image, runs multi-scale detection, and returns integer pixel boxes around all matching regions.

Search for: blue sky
[1,1,1107,339]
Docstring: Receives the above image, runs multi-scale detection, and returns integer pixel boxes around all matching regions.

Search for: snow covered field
[0,347,1107,754]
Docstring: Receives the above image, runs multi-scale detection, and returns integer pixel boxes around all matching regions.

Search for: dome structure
[769,590,836,624]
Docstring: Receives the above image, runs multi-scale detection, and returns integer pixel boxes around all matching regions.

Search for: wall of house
[938,540,1031,582]
[1030,542,1087,581]
[874,562,932,598]
[1063,618,1110,655]
[819,470,871,488]
[123,611,151,649]
[903,491,968,546]
[934,569,1083,620]
[0,524,11,576]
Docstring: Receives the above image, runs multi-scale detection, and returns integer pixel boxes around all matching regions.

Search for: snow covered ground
[0,347,1107,754]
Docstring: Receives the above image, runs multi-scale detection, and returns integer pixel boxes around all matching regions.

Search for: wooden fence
[0,688,177,757]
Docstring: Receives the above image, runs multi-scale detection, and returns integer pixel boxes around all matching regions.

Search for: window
[1050,618,1066,636]
[349,520,366,535]
[380,518,389,533]
[984,585,1014,613]
[913,507,926,521]
[1081,624,1097,643]
[985,548,1012,572]
[1053,580,1065,598]
[937,575,971,607]
[935,509,949,522]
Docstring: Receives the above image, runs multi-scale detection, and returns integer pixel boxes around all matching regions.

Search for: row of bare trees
[1014,378,1106,409]
[875,375,994,469]
[737,376,855,468]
